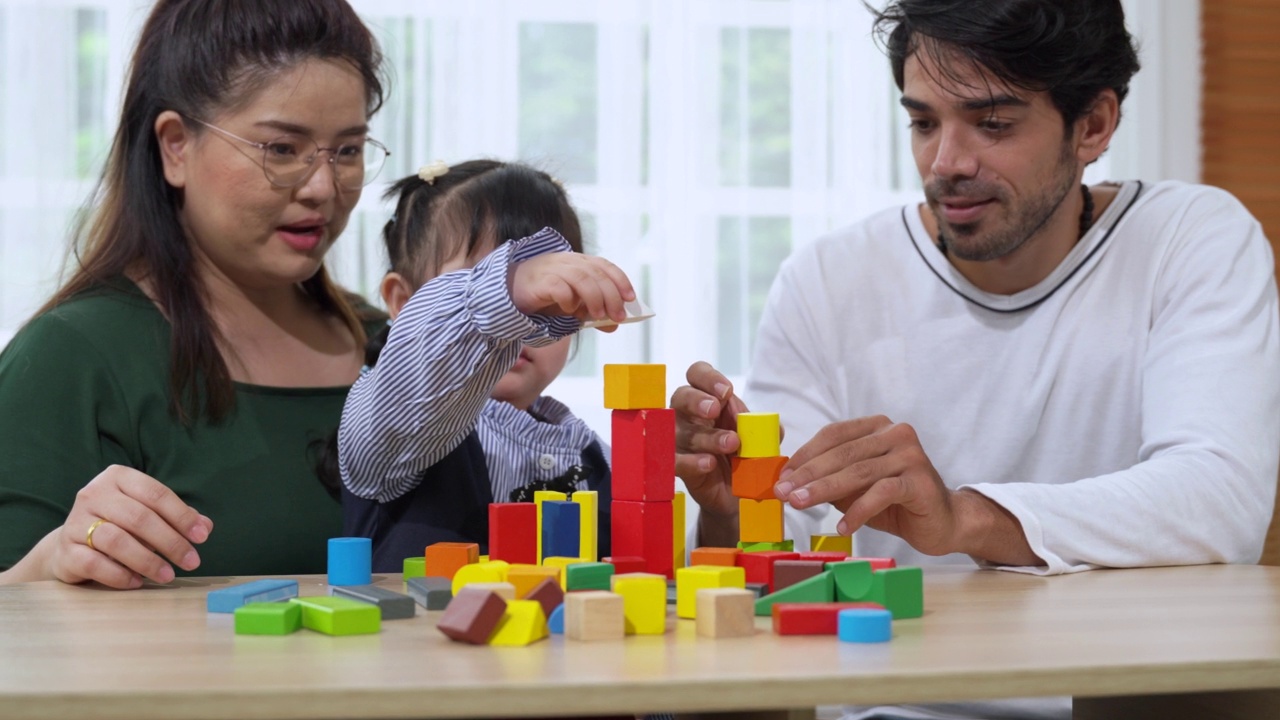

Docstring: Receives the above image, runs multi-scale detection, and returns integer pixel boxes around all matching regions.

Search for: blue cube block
[542,501,581,559]
[207,579,299,613]
[838,607,892,643]
[548,602,566,635]
[328,537,373,586]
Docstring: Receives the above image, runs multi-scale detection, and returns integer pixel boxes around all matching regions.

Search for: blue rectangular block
[207,579,299,613]
[542,500,581,559]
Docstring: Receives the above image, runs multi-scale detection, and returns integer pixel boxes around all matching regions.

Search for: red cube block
[603,556,647,574]
[736,550,800,591]
[772,602,886,636]
[612,409,676,502]
[611,500,674,578]
[489,503,536,565]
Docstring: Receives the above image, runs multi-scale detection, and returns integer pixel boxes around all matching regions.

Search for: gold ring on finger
[85,519,107,551]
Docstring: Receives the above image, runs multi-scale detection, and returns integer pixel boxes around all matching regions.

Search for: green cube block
[737,539,794,553]
[754,570,835,616]
[234,601,302,635]
[291,596,381,635]
[828,560,874,602]
[403,556,426,579]
[565,562,615,591]
[865,567,924,619]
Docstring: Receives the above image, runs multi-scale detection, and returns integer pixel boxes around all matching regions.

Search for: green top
[0,279,380,576]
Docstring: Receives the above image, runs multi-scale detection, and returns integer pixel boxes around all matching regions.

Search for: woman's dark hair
[40,0,387,424]
[314,160,583,499]
[871,0,1141,129]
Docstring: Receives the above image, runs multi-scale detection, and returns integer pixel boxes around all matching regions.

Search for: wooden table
[2,565,1279,720]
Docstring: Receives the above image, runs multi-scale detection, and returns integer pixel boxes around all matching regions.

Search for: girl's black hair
[871,0,1140,130]
[315,160,583,499]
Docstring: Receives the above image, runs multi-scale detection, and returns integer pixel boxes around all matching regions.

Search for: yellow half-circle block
[489,599,549,646]
[737,412,781,457]
[452,560,510,595]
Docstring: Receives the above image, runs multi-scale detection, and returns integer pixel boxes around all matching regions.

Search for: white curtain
[0,0,1193,445]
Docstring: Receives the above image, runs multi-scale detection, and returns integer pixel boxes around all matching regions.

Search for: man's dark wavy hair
[871,0,1141,129]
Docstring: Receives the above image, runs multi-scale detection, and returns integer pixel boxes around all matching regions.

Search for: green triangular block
[865,567,923,619]
[827,560,874,601]
[753,570,834,616]
[565,561,615,591]
[738,539,794,552]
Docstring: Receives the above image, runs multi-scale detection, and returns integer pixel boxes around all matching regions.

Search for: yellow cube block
[604,364,666,410]
[673,490,686,572]
[810,533,853,555]
[739,498,784,544]
[609,572,667,635]
[534,490,567,564]
[506,565,561,599]
[489,599,549,647]
[572,490,599,562]
[675,565,746,619]
[737,412,781,457]
[451,560,510,596]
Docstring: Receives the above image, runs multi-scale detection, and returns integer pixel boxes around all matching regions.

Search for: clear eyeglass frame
[187,116,389,191]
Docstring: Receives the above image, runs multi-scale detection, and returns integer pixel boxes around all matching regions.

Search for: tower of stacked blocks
[732,412,789,551]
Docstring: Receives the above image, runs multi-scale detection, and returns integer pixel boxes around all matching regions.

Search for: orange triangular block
[489,599,549,646]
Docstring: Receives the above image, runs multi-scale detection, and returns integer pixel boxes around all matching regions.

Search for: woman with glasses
[0,0,390,588]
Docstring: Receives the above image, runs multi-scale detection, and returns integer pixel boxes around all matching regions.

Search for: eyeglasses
[187,117,389,191]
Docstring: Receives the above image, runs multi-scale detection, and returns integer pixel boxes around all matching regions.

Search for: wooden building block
[735,550,800,591]
[754,571,836,616]
[854,557,898,571]
[330,584,416,620]
[736,412,780,458]
[690,547,742,567]
[610,572,667,635]
[565,590,626,641]
[542,500,581,560]
[603,556,647,574]
[565,561,615,591]
[425,542,479,581]
[695,588,756,639]
[772,602,886,636]
[207,579,298,614]
[572,490,599,562]
[744,582,769,599]
[738,540,794,553]
[506,564,560,598]
[829,560,875,603]
[405,576,453,610]
[739,497,785,543]
[402,556,426,579]
[489,599,549,647]
[673,490,686,572]
[327,537,372,587]
[603,363,666,410]
[839,607,893,643]
[541,556,583,588]
[547,603,566,634]
[489,503,537,565]
[611,500,675,578]
[234,601,302,635]
[436,586,507,644]
[534,490,568,564]
[798,551,850,565]
[452,560,510,596]
[810,533,853,555]
[772,560,826,592]
[611,409,676,502]
[463,582,516,601]
[675,565,747,619]
[524,577,565,620]
[291,596,380,636]
[865,566,924,619]
[731,456,788,500]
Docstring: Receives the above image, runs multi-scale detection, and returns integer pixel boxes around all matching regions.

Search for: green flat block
[828,560,874,602]
[403,556,426,579]
[754,570,834,616]
[565,562,615,591]
[291,596,381,635]
[737,540,794,553]
[234,602,302,635]
[865,567,924,619]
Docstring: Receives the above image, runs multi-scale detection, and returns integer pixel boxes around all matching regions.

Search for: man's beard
[929,143,1079,263]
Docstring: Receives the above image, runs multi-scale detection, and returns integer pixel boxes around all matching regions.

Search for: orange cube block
[739,498,784,544]
[690,547,742,567]
[425,542,480,581]
[731,456,788,500]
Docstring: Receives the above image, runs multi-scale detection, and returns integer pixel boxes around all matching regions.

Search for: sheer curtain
[0,0,1193,445]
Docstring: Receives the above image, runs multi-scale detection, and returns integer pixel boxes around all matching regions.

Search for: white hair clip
[418,160,449,185]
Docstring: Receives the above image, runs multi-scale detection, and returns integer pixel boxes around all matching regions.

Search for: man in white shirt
[677,0,1279,576]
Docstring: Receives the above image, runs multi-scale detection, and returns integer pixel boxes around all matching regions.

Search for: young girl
[336,159,635,572]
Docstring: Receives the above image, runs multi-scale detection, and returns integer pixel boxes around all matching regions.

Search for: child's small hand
[511,252,637,326]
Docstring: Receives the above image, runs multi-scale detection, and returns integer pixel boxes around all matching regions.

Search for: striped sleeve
[338,228,580,502]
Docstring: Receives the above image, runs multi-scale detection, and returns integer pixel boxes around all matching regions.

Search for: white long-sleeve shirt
[747,180,1280,575]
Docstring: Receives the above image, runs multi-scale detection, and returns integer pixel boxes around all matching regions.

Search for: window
[0,0,1189,442]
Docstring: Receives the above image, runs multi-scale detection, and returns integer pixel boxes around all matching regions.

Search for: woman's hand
[8,465,213,589]
[510,252,636,327]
